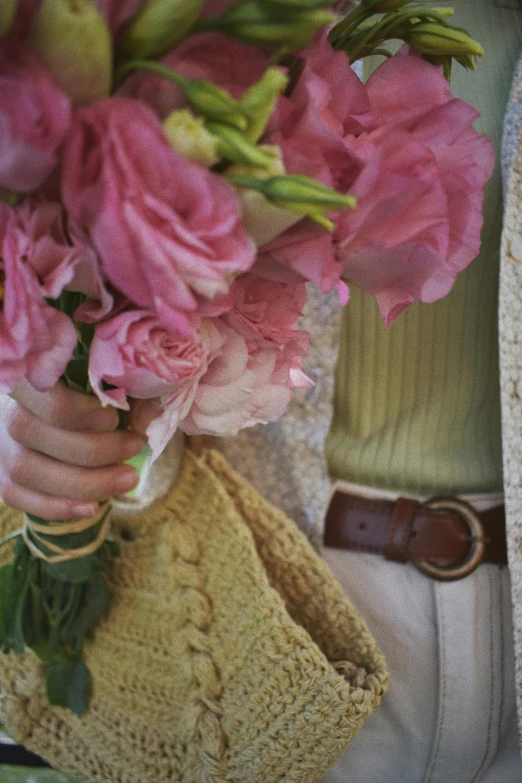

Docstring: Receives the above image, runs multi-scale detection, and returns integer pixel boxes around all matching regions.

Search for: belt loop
[385,497,418,563]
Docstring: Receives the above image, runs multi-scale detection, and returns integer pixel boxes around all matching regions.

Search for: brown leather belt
[324,491,508,581]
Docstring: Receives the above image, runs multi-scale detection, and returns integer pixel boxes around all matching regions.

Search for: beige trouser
[320,487,522,783]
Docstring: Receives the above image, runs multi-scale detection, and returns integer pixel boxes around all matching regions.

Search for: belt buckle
[414,497,486,581]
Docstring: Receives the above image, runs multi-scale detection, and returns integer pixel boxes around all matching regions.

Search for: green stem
[0,529,22,549]
[114,59,189,93]
[328,2,371,45]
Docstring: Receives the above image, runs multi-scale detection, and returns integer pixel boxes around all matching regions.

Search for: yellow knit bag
[0,449,388,783]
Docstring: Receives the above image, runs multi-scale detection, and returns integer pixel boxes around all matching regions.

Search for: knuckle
[9,449,31,486]
[0,479,18,508]
[47,395,70,428]
[75,437,98,467]
[5,405,28,443]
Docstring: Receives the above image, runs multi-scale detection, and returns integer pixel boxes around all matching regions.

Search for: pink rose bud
[0,51,71,193]
[31,0,112,106]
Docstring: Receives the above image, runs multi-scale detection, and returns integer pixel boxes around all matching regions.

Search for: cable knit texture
[500,53,522,740]
[0,448,388,783]
[215,286,342,547]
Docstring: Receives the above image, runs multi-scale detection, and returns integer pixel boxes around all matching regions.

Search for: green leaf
[64,357,90,394]
[46,657,90,717]
[11,564,31,654]
[105,538,120,558]
[0,565,13,648]
[77,322,95,352]
[42,552,101,584]
[28,508,110,583]
[23,577,46,650]
[75,574,110,639]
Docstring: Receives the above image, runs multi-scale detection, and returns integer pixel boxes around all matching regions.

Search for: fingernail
[72,503,99,518]
[87,409,118,431]
[115,468,139,493]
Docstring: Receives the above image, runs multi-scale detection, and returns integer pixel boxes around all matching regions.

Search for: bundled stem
[0,293,116,716]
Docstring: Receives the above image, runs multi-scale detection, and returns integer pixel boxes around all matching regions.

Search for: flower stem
[0,529,22,549]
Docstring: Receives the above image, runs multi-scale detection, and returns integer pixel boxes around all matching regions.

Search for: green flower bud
[200,0,336,53]
[0,189,23,208]
[169,75,249,131]
[115,60,250,130]
[206,123,275,167]
[32,0,112,106]
[240,68,289,142]
[118,0,205,60]
[163,110,220,167]
[407,22,484,57]
[0,0,17,39]
[228,147,303,246]
[362,0,409,11]
[264,0,332,8]
[455,53,477,71]
[228,173,355,230]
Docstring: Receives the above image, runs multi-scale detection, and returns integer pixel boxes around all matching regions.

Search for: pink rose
[180,272,311,436]
[119,31,271,119]
[0,203,76,393]
[256,34,373,297]
[0,50,71,193]
[9,0,42,42]
[267,33,374,188]
[89,310,207,405]
[224,271,310,369]
[265,42,494,325]
[15,199,114,322]
[260,220,343,295]
[90,309,212,460]
[96,0,142,35]
[62,97,256,334]
[335,54,495,324]
[201,0,235,14]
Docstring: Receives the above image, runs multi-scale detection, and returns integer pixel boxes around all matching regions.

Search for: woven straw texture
[0,449,388,783]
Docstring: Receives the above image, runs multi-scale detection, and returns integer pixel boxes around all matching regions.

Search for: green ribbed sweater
[325,1,522,496]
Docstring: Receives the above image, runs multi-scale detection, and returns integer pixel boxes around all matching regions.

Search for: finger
[0,482,99,522]
[7,404,144,467]
[10,379,119,432]
[8,448,139,502]
[128,397,163,439]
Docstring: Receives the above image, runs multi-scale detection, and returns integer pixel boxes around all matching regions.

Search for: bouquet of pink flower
[0,0,493,715]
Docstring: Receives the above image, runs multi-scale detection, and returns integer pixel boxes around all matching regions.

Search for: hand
[0,380,144,521]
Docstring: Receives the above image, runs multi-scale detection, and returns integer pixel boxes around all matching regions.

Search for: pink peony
[0,202,76,393]
[0,50,71,193]
[62,97,256,334]
[180,272,311,437]
[335,53,495,325]
[119,31,271,119]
